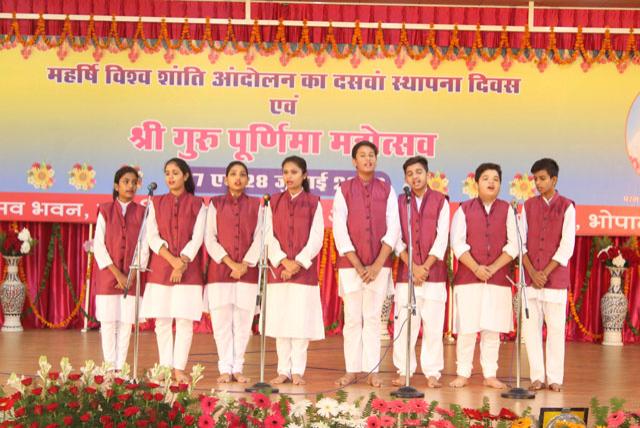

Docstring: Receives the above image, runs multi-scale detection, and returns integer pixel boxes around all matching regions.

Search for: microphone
[510,199,519,213]
[147,182,158,195]
[403,184,411,202]
[263,194,271,207]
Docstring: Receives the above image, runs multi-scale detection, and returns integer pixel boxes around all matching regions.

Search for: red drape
[2,1,640,51]
[1,221,639,344]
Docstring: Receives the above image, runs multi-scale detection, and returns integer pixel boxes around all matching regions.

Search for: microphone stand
[123,184,155,381]
[246,196,278,393]
[502,201,535,399]
[391,188,424,399]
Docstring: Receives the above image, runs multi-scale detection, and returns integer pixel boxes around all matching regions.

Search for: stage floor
[1,331,638,415]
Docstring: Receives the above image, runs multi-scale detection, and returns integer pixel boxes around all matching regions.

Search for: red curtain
[1,221,639,344]
[2,1,640,50]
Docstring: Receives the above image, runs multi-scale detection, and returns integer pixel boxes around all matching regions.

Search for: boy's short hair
[530,158,559,178]
[475,162,502,182]
[351,140,378,159]
[402,156,429,173]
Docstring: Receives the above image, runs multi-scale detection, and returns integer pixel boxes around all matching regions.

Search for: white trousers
[100,321,132,370]
[392,287,445,379]
[342,287,388,373]
[456,330,501,378]
[523,294,567,385]
[154,318,193,371]
[211,304,254,374]
[276,338,310,377]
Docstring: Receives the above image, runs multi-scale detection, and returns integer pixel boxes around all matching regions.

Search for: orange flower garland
[568,289,602,340]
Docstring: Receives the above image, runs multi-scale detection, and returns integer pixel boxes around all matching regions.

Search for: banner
[0,50,639,235]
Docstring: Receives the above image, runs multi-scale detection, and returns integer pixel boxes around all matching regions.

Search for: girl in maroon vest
[140,158,206,384]
[332,141,400,388]
[93,166,146,372]
[265,156,325,386]
[204,161,263,384]
[521,158,575,392]
[392,156,450,389]
[449,163,518,389]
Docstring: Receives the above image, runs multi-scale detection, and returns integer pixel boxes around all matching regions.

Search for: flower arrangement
[0,227,37,257]
[590,397,640,428]
[68,163,96,191]
[596,237,640,268]
[461,173,478,199]
[508,173,535,201]
[427,171,449,195]
[27,162,55,190]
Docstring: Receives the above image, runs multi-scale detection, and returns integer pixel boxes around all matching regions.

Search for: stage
[1,331,637,415]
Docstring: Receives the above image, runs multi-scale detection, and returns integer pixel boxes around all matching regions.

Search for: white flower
[216,390,235,407]
[290,399,312,417]
[613,254,626,268]
[190,364,205,390]
[338,402,361,418]
[20,241,31,254]
[311,423,330,428]
[286,424,304,428]
[37,355,52,383]
[59,357,72,383]
[315,397,339,418]
[18,228,31,242]
[348,419,367,428]
[6,373,25,394]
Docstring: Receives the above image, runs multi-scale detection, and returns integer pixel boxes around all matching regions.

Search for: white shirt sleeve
[394,236,407,257]
[503,206,519,259]
[137,220,150,270]
[381,187,401,249]
[145,201,169,255]
[552,204,576,267]
[204,202,229,264]
[243,204,269,267]
[295,201,325,270]
[450,207,470,259]
[179,203,206,262]
[92,213,113,269]
[428,199,450,261]
[520,205,529,255]
[331,186,356,256]
[267,205,287,267]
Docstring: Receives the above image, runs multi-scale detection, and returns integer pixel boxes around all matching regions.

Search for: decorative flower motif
[68,163,96,191]
[27,161,55,190]
[509,173,535,201]
[315,397,339,418]
[427,171,449,195]
[462,173,478,199]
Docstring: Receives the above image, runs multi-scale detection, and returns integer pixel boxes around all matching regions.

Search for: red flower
[117,394,131,402]
[83,387,97,394]
[62,416,73,426]
[33,405,43,416]
[154,393,164,402]
[113,402,123,411]
[15,406,26,417]
[264,413,285,428]
[45,402,59,412]
[168,409,178,421]
[0,397,15,411]
[48,372,59,380]
[173,401,186,413]
[79,413,91,422]
[114,378,125,385]
[197,414,214,428]
[169,385,180,393]
[184,414,195,426]
[251,392,271,409]
[380,416,395,427]
[371,398,389,413]
[225,412,241,427]
[68,386,79,395]
[100,416,112,425]
[200,396,218,414]
[498,408,518,420]
[158,423,169,428]
[44,424,59,428]
[116,423,126,428]
[94,375,105,385]
[408,399,428,414]
[68,373,81,381]
[21,378,33,386]
[367,415,381,428]
[404,419,421,426]
[142,392,153,401]
[481,410,497,420]
[31,388,43,396]
[435,407,454,417]
[146,382,160,389]
[430,421,455,428]
[29,423,39,428]
[67,401,80,409]
[388,400,408,414]
[135,421,149,427]
[106,389,115,399]
[47,385,59,394]
[125,383,139,390]
[124,406,140,417]
[463,408,484,420]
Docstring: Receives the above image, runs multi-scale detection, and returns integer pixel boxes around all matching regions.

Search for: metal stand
[81,223,94,333]
[123,183,156,381]
[246,195,278,394]
[391,187,424,399]
[502,201,535,400]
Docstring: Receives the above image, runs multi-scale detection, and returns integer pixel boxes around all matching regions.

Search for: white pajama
[456,330,501,378]
[154,317,194,371]
[276,338,310,377]
[522,288,567,385]
[392,282,446,378]
[209,301,255,375]
[100,321,132,370]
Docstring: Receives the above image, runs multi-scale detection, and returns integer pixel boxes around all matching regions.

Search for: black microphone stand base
[245,382,279,394]
[501,387,535,399]
[390,385,424,399]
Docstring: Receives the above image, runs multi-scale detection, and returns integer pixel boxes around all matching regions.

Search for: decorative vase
[600,266,628,346]
[380,294,393,340]
[1,256,26,332]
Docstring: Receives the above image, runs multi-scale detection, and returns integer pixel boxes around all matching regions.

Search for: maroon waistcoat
[206,193,260,284]
[454,198,511,287]
[337,176,392,269]
[524,193,574,290]
[93,201,145,295]
[147,192,204,286]
[397,189,448,283]
[270,191,321,286]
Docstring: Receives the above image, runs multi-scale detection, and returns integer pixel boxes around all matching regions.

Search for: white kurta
[450,202,518,334]
[139,200,206,321]
[265,198,325,341]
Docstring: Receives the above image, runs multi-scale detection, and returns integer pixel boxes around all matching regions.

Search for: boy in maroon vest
[521,158,575,392]
[332,140,400,388]
[449,163,518,389]
[392,156,449,388]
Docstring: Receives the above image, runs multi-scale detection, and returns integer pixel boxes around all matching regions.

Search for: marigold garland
[2,14,639,70]
[568,289,602,340]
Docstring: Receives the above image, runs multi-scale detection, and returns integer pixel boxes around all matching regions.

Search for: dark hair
[225,161,249,177]
[402,156,429,174]
[164,158,196,194]
[112,166,139,200]
[351,140,378,159]
[282,155,310,192]
[474,162,502,183]
[530,158,559,178]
